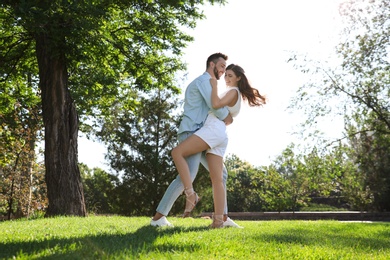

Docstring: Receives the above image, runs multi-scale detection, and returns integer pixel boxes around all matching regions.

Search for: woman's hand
[210,78,218,88]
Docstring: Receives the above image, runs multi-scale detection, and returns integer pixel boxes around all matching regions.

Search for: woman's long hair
[226,64,266,107]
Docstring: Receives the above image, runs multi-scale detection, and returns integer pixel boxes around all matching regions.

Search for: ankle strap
[184,187,194,196]
[213,214,224,221]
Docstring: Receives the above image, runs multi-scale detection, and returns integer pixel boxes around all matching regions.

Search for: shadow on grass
[257,224,390,251]
[1,225,210,259]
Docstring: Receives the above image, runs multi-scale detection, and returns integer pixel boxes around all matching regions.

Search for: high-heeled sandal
[183,188,200,218]
[210,214,224,229]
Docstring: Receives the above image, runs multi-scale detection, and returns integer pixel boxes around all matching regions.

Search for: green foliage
[97,88,182,216]
[0,6,44,218]
[1,216,389,259]
[288,0,389,140]
[0,157,46,219]
[343,118,390,211]
[0,0,227,126]
[26,209,46,220]
[337,0,390,135]
[0,75,45,218]
[337,0,390,210]
[224,142,373,212]
[288,0,390,211]
[268,145,311,211]
[0,0,226,216]
[225,154,267,212]
[79,164,120,214]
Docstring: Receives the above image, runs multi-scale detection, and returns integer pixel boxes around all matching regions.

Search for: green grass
[0,216,389,259]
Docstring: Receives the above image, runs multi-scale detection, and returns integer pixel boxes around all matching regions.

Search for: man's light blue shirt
[178,72,229,134]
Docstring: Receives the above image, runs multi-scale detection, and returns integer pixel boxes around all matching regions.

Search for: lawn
[1,216,389,259]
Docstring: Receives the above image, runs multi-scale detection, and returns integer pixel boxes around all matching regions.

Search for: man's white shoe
[223,217,244,228]
[150,216,173,227]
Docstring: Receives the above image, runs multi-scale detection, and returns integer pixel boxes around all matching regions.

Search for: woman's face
[224,69,240,87]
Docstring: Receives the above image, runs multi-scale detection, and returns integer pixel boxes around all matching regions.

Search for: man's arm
[198,79,230,121]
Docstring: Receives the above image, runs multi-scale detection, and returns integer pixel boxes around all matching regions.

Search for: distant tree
[301,147,344,199]
[0,31,43,219]
[0,0,226,216]
[0,84,44,219]
[79,164,120,214]
[263,165,292,212]
[225,154,267,212]
[343,118,390,211]
[270,145,310,211]
[98,88,181,216]
[288,0,389,141]
[288,0,389,211]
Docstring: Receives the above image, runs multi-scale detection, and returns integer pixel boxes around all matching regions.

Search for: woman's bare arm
[210,78,238,109]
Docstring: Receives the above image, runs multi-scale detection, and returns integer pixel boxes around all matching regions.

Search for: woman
[171,64,266,228]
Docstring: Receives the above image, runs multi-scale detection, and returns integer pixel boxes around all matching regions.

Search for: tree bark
[35,33,86,217]
[25,135,36,218]
[7,178,14,220]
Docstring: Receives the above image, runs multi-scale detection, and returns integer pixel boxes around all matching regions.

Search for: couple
[151,52,266,228]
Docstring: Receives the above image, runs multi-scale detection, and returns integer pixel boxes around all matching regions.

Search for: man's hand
[223,113,233,126]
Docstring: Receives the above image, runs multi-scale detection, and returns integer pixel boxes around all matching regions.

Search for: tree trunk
[7,178,14,220]
[35,33,86,217]
[25,135,36,218]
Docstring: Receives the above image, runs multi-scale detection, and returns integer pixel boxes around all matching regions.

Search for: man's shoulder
[190,72,210,86]
[199,72,210,80]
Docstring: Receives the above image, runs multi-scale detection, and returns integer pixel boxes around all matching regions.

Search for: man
[151,52,242,228]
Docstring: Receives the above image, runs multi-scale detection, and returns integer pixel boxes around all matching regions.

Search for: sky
[78,0,345,171]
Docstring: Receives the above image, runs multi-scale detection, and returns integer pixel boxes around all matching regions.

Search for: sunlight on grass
[0,216,389,259]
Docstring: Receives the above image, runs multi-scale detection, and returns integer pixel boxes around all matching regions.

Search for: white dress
[194,87,241,157]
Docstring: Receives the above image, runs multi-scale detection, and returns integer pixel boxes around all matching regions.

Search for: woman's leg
[201,156,229,216]
[206,153,225,227]
[171,134,209,214]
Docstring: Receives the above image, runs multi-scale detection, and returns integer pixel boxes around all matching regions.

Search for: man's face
[213,58,227,80]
